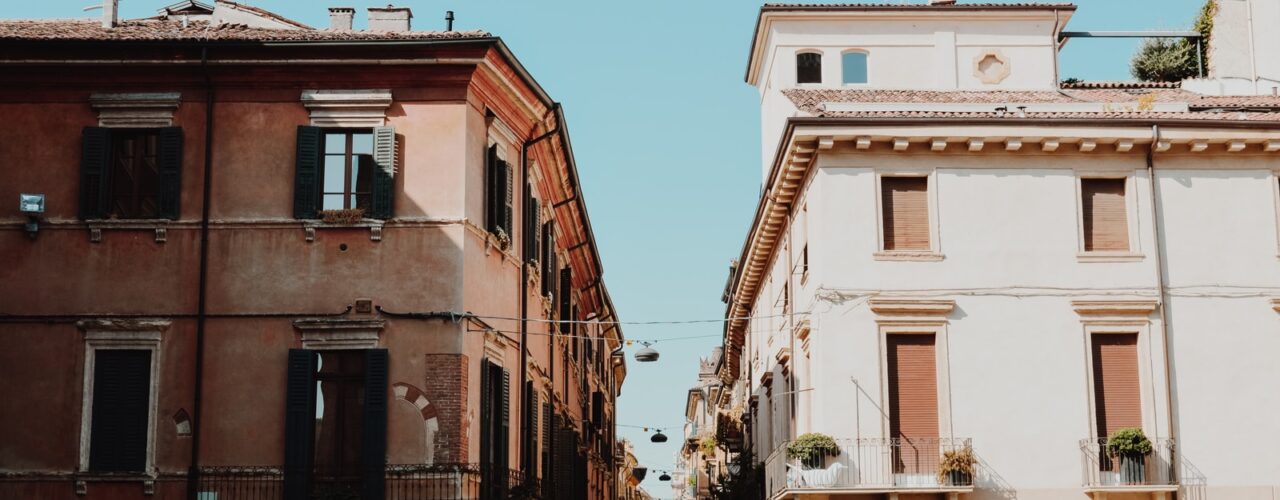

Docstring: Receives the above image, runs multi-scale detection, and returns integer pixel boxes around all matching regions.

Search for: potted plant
[700,435,718,457]
[785,433,839,469]
[1106,427,1153,484]
[937,447,977,486]
[318,208,364,224]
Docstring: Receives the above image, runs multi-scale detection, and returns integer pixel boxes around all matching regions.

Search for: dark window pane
[108,130,161,218]
[353,155,374,194]
[797,52,822,84]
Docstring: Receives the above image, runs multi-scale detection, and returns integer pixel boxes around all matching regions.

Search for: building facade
[0,2,624,499]
[722,2,1280,500]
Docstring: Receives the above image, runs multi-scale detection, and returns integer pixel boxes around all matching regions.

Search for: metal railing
[197,466,284,499]
[1079,438,1178,488]
[194,464,535,500]
[765,438,974,498]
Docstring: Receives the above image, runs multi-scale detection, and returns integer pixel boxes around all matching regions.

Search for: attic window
[796,52,822,84]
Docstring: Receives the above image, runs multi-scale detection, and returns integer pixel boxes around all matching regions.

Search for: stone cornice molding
[89,92,181,128]
[301,89,392,127]
[868,298,956,318]
[1071,300,1159,317]
[77,318,172,333]
[293,318,384,350]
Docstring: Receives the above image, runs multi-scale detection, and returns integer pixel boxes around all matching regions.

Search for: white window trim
[1074,171,1145,262]
[1072,300,1163,440]
[77,322,166,476]
[301,89,392,128]
[840,49,871,86]
[871,299,956,440]
[873,169,944,261]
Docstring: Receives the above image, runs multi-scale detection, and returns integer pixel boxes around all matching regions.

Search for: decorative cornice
[1071,300,1159,316]
[77,318,172,332]
[868,299,956,317]
[89,92,181,128]
[301,89,392,127]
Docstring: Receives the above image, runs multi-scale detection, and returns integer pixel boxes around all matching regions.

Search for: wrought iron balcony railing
[765,438,974,498]
[1079,437,1178,490]
[195,463,537,500]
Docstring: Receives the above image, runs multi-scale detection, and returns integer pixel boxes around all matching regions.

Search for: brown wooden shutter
[1081,178,1129,251]
[881,177,930,250]
[887,334,938,474]
[1092,333,1141,437]
[88,349,151,472]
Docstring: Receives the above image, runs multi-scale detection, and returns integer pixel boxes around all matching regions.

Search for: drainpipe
[519,105,560,475]
[186,45,215,500]
[1051,8,1062,86]
[1145,125,1178,471]
[1245,0,1259,94]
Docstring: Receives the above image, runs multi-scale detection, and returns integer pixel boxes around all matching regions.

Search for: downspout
[520,105,560,474]
[186,45,215,500]
[1051,8,1062,86]
[1146,125,1178,470]
[1245,0,1258,94]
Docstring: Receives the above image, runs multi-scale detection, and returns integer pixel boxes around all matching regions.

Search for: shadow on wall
[974,454,1017,500]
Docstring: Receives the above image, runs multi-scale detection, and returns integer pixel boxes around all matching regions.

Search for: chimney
[367,5,412,32]
[101,0,119,28]
[328,7,354,30]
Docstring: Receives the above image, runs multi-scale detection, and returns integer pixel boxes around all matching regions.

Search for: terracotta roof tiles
[0,18,490,42]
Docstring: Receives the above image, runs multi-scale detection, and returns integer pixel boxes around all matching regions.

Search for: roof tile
[0,19,489,42]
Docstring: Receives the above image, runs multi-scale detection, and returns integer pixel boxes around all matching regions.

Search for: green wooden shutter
[362,349,389,500]
[498,368,511,495]
[541,402,552,497]
[80,127,112,219]
[155,127,183,220]
[502,161,514,238]
[370,126,396,220]
[293,126,322,219]
[283,349,317,500]
[480,361,493,493]
[542,224,556,297]
[485,145,499,233]
[528,387,539,477]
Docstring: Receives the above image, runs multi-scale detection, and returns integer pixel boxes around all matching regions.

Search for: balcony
[195,464,537,499]
[1080,438,1178,498]
[765,438,975,499]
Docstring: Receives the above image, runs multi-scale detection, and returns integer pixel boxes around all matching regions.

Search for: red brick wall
[423,353,469,464]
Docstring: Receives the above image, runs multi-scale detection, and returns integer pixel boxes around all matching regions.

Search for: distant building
[719,1,1280,500]
[1184,0,1280,95]
[0,1,624,499]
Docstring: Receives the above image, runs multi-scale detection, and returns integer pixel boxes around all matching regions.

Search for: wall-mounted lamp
[19,193,44,240]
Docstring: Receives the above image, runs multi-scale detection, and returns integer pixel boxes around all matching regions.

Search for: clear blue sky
[6,0,1205,496]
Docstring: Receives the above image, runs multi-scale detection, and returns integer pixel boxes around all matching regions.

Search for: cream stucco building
[720,2,1280,500]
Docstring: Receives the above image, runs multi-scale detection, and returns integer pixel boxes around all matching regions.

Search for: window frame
[873,170,944,261]
[840,49,870,86]
[795,50,824,85]
[319,129,376,212]
[78,329,162,475]
[106,128,164,220]
[1079,324,1157,440]
[876,323,953,441]
[1075,173,1144,262]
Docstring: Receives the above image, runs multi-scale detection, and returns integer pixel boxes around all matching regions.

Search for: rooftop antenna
[445,10,454,31]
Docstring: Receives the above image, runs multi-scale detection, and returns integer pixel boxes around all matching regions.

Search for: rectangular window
[320,131,375,211]
[1081,178,1130,252]
[88,349,152,472]
[881,176,930,251]
[887,334,938,475]
[80,127,182,220]
[486,144,514,237]
[796,52,822,84]
[480,361,510,498]
[313,350,365,492]
[1091,333,1141,437]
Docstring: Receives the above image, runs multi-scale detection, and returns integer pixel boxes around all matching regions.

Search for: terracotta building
[0,2,624,499]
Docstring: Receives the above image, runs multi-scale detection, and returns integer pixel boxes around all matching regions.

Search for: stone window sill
[874,251,945,262]
[1076,252,1145,263]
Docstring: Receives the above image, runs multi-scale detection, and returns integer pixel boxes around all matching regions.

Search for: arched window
[796,52,822,84]
[842,51,868,84]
